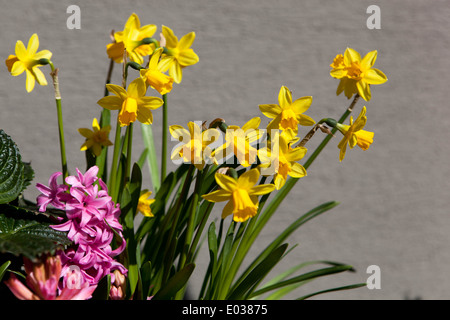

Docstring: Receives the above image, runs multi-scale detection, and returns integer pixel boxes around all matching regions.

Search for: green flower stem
[124,122,134,185]
[161,94,168,183]
[109,118,122,203]
[49,62,68,180]
[179,168,204,268]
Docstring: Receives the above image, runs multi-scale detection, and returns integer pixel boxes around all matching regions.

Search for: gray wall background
[1,0,449,300]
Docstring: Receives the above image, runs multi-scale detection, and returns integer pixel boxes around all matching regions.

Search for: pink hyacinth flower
[36,172,68,212]
[5,255,97,300]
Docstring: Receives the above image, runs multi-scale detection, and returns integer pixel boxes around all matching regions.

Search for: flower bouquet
[0,13,387,300]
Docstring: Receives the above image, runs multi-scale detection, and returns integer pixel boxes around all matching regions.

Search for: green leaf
[0,260,11,282]
[92,274,111,300]
[232,201,339,294]
[297,282,367,300]
[0,212,71,260]
[249,264,355,298]
[227,243,288,300]
[141,123,160,192]
[0,130,25,204]
[152,263,195,300]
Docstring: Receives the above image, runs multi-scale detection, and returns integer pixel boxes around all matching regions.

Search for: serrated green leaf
[0,213,71,260]
[0,130,25,204]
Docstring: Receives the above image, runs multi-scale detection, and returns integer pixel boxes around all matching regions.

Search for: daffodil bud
[37,58,50,65]
[209,118,227,133]
[323,118,338,128]
[127,61,143,70]
[139,37,159,47]
[227,168,239,180]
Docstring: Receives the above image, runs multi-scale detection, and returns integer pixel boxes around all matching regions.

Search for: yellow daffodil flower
[169,122,219,170]
[330,48,387,101]
[137,190,156,217]
[335,106,374,161]
[97,77,163,127]
[212,117,262,168]
[78,118,113,156]
[140,48,174,95]
[258,130,307,190]
[5,33,52,92]
[259,86,315,134]
[158,26,199,84]
[202,168,276,222]
[107,13,157,65]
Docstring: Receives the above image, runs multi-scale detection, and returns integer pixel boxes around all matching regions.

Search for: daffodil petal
[221,200,234,219]
[274,174,286,190]
[78,128,93,138]
[215,173,238,192]
[291,96,312,114]
[97,96,123,110]
[363,68,387,85]
[250,183,276,196]
[297,114,316,126]
[361,50,377,70]
[32,67,47,86]
[330,68,346,79]
[138,97,163,110]
[25,69,35,92]
[136,107,154,125]
[27,34,39,55]
[242,117,261,131]
[278,86,292,109]
[344,47,361,65]
[178,32,195,50]
[106,84,128,99]
[10,61,25,76]
[139,24,157,38]
[158,56,174,72]
[356,80,371,101]
[289,163,307,178]
[203,189,231,202]
[177,49,199,67]
[259,104,281,119]
[33,50,52,61]
[15,41,27,61]
[162,25,178,48]
[237,168,260,190]
[170,61,183,84]
[286,146,307,162]
[128,78,146,98]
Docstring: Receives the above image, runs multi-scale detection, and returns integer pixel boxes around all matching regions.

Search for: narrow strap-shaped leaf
[152,263,195,300]
[141,123,160,192]
[0,260,11,282]
[297,283,367,300]
[227,243,288,300]
[249,264,354,298]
